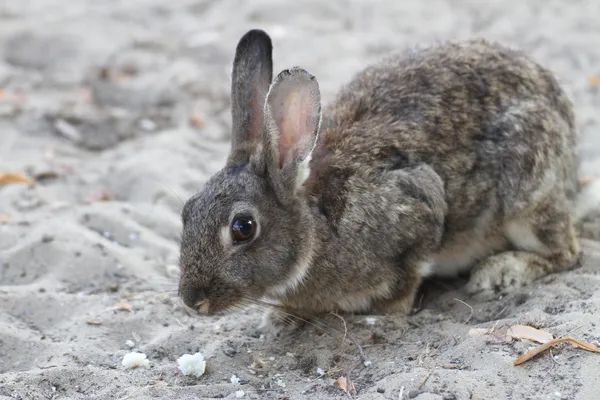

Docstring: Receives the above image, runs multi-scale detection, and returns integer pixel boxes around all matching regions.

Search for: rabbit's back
[308,39,578,261]
[327,39,574,134]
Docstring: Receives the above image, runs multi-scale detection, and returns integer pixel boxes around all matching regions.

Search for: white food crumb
[285,352,295,357]
[177,352,206,377]
[268,356,275,361]
[364,360,372,367]
[125,340,135,348]
[235,390,245,398]
[316,368,325,376]
[165,264,180,279]
[276,379,286,388]
[121,352,149,369]
[365,317,377,325]
[230,374,240,385]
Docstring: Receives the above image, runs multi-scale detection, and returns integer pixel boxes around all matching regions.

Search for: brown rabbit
[178,29,587,334]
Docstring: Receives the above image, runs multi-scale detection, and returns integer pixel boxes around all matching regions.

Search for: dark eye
[231,214,256,243]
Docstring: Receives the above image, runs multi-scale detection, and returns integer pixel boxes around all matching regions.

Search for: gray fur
[179,32,582,333]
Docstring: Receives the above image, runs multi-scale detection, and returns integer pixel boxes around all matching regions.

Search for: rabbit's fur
[178,30,582,333]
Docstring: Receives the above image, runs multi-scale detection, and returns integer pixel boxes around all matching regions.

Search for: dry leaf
[468,326,512,344]
[336,376,356,395]
[514,336,600,366]
[0,213,10,224]
[0,172,34,185]
[88,190,115,202]
[113,302,133,312]
[589,75,600,86]
[468,328,491,337]
[190,114,205,129]
[507,325,553,344]
[85,319,102,325]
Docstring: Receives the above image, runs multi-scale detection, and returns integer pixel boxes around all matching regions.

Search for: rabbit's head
[178,30,322,315]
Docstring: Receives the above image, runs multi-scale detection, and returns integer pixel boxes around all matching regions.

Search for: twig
[453,298,473,324]
[417,370,433,390]
[330,312,366,362]
[514,337,600,366]
[491,305,509,320]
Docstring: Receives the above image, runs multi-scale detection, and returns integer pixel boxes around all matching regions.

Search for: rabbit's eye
[231,215,256,243]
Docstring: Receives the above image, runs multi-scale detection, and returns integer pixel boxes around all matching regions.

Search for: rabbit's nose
[179,286,210,314]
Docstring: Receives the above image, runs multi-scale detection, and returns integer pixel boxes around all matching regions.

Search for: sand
[1,1,600,399]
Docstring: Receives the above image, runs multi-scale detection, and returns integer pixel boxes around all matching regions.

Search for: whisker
[240,296,366,361]
[246,298,366,362]
[152,179,188,208]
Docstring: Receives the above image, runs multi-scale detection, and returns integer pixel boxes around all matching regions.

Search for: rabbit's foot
[465,251,555,296]
[259,308,310,338]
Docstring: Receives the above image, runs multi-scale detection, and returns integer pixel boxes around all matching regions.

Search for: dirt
[1,1,600,399]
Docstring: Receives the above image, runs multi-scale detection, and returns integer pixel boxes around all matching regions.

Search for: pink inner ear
[277,92,307,168]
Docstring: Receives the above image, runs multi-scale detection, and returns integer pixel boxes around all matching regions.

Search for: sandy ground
[1,1,600,399]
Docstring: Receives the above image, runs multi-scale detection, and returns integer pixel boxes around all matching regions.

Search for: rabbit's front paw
[259,308,308,338]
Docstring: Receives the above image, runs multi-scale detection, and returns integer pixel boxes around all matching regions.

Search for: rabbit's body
[264,39,580,317]
[178,31,581,332]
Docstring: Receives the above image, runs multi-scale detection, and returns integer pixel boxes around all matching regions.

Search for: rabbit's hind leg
[466,192,581,295]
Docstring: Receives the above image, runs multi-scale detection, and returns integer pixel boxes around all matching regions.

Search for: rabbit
[178,28,585,334]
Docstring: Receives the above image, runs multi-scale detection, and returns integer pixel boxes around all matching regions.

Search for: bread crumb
[177,352,206,377]
[122,352,149,369]
[235,390,245,398]
[125,340,135,348]
[230,374,240,385]
[165,264,180,279]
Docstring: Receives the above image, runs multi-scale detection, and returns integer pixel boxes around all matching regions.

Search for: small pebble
[409,390,423,399]
[223,346,237,357]
[376,387,385,393]
[41,234,54,243]
[125,340,135,348]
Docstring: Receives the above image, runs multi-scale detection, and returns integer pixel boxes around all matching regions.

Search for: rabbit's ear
[262,67,321,192]
[227,29,273,167]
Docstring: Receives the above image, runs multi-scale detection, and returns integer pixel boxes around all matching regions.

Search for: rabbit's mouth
[180,295,240,316]
[178,280,247,316]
